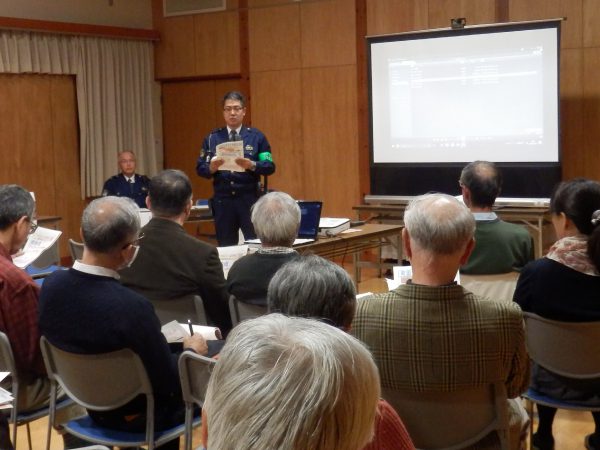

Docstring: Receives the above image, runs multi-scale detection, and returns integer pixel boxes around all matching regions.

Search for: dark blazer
[120,217,232,335]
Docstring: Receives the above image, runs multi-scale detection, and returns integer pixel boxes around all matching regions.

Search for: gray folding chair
[228,295,268,327]
[150,294,207,326]
[0,331,73,450]
[68,239,84,263]
[40,336,186,450]
[178,351,215,450]
[522,312,600,449]
[384,382,510,450]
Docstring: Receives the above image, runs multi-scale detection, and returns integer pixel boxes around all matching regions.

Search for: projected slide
[370,28,559,163]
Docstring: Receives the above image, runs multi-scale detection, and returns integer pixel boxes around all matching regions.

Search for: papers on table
[217,245,248,278]
[216,141,244,172]
[12,227,62,269]
[161,320,222,342]
[0,372,13,409]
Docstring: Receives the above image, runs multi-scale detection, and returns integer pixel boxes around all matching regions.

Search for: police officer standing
[102,150,150,208]
[196,91,275,246]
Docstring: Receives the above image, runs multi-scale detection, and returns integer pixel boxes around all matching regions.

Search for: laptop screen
[297,201,323,240]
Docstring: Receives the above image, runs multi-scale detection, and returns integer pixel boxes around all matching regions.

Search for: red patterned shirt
[0,245,45,380]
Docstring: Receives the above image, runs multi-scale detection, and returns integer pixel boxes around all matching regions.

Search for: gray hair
[404,193,475,254]
[251,191,300,247]
[204,314,380,450]
[0,185,34,230]
[81,196,140,253]
[267,255,356,329]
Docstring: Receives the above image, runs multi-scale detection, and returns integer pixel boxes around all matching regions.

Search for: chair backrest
[0,332,19,425]
[150,295,207,326]
[68,239,84,263]
[460,272,519,303]
[384,382,509,450]
[228,295,268,327]
[40,336,153,413]
[523,312,600,379]
[178,351,215,408]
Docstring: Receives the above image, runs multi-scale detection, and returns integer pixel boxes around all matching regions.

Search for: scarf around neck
[546,235,600,276]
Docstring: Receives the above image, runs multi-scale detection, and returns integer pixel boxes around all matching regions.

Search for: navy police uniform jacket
[102,173,150,208]
[196,126,275,197]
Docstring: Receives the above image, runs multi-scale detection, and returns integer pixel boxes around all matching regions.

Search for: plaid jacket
[353,283,529,399]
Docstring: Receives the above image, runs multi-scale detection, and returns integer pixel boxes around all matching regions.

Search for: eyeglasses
[28,219,38,235]
[122,233,144,250]
[223,106,244,113]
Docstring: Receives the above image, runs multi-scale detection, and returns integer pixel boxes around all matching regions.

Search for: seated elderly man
[352,193,530,449]
[120,169,232,335]
[268,254,415,450]
[202,314,381,450]
[101,150,150,208]
[226,191,299,306]
[459,160,534,274]
[39,196,207,450]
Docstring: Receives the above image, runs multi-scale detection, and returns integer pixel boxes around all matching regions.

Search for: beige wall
[0,0,153,29]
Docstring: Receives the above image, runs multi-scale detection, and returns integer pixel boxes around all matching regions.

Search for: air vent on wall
[163,0,226,17]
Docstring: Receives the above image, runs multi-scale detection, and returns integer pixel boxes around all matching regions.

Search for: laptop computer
[245,200,323,246]
[294,201,323,245]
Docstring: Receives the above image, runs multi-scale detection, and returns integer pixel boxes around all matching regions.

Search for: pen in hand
[187,319,194,336]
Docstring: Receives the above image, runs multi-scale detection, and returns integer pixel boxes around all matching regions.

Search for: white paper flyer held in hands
[215,141,244,172]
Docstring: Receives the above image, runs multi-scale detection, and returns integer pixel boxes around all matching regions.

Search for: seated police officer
[102,150,150,208]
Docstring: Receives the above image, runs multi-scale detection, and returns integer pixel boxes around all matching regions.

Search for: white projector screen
[370,23,559,164]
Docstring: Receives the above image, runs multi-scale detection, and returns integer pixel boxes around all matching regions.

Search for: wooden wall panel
[162,81,216,201]
[249,4,301,72]
[194,11,241,75]
[560,49,584,179]
[582,48,600,179]
[302,66,359,216]
[50,77,86,254]
[153,0,196,79]
[508,0,582,49]
[301,0,356,68]
[366,0,429,36]
[0,74,80,259]
[251,70,304,198]
[583,0,600,47]
[428,0,496,29]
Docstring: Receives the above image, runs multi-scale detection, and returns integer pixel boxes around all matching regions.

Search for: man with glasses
[196,91,275,246]
[39,196,207,450]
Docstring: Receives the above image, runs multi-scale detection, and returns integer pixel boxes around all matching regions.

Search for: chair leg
[26,423,32,450]
[526,399,534,450]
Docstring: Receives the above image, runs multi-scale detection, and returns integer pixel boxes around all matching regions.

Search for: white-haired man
[353,193,529,449]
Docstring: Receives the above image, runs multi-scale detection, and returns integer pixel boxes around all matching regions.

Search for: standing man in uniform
[102,150,150,208]
[196,91,275,246]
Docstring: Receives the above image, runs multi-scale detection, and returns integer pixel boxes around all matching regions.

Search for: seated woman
[268,255,415,450]
[202,314,381,450]
[514,178,600,450]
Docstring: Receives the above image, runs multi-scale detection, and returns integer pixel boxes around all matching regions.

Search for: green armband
[258,152,273,162]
